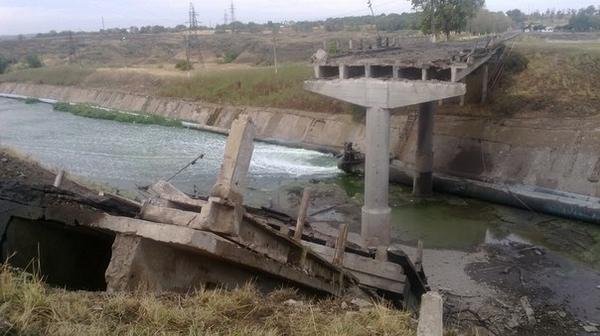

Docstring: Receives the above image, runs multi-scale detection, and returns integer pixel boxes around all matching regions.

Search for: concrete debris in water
[520,296,536,326]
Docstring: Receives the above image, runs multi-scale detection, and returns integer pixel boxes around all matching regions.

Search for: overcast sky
[0,0,596,35]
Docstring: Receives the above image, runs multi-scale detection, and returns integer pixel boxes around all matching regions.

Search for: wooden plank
[333,224,348,265]
[303,241,405,282]
[294,189,310,240]
[353,271,405,294]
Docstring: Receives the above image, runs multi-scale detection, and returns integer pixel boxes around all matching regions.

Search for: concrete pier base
[414,101,435,197]
[361,107,391,247]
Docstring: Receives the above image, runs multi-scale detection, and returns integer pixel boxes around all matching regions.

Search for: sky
[0,0,596,35]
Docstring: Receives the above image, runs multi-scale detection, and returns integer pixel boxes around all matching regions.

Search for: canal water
[1,97,599,271]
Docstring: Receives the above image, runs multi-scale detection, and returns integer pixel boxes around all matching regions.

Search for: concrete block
[417,291,443,336]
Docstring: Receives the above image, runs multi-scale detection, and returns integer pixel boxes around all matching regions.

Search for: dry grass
[0,265,416,336]
[0,63,352,113]
[159,64,353,113]
[0,65,96,86]
[490,36,600,117]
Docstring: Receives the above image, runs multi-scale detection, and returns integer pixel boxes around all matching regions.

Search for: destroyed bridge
[0,33,518,328]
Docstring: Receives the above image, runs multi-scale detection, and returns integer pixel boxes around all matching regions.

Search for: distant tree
[24,54,43,68]
[568,7,600,32]
[175,60,193,71]
[0,55,11,74]
[506,9,527,27]
[468,9,512,34]
[411,0,485,39]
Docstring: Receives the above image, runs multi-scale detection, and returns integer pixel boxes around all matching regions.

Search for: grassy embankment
[0,64,354,113]
[0,265,415,336]
[53,102,183,128]
[489,36,600,117]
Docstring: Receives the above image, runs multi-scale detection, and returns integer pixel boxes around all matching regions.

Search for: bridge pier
[481,64,489,104]
[414,101,435,197]
[305,78,465,247]
[362,107,391,246]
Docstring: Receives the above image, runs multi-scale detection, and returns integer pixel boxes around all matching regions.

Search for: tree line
[24,3,600,42]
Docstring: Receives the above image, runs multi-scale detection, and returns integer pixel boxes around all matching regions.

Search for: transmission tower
[186,2,205,71]
[188,2,199,31]
[230,1,236,33]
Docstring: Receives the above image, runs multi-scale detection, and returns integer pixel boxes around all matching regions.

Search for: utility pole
[224,10,228,27]
[68,31,77,63]
[272,24,278,74]
[101,16,105,31]
[430,0,437,42]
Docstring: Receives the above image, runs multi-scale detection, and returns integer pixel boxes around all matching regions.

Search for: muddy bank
[1,82,599,202]
[267,179,600,335]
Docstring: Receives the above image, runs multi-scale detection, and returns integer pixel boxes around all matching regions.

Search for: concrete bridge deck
[314,32,520,83]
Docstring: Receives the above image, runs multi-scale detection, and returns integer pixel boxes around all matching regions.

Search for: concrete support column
[481,64,489,104]
[339,65,348,80]
[413,101,435,197]
[361,107,391,247]
[198,115,255,236]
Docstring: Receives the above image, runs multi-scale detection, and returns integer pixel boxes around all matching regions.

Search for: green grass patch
[54,102,183,127]
[0,265,415,335]
[161,64,353,113]
[0,65,95,86]
[24,97,41,104]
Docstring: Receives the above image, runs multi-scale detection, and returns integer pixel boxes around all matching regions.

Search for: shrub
[54,102,183,128]
[24,98,41,104]
[175,60,193,71]
[504,52,529,74]
[24,54,43,68]
[0,54,10,74]
[223,51,239,63]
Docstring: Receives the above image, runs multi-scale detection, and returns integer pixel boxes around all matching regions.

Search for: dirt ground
[0,148,82,190]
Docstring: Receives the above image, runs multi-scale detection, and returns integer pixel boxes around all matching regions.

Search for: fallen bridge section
[0,114,427,310]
